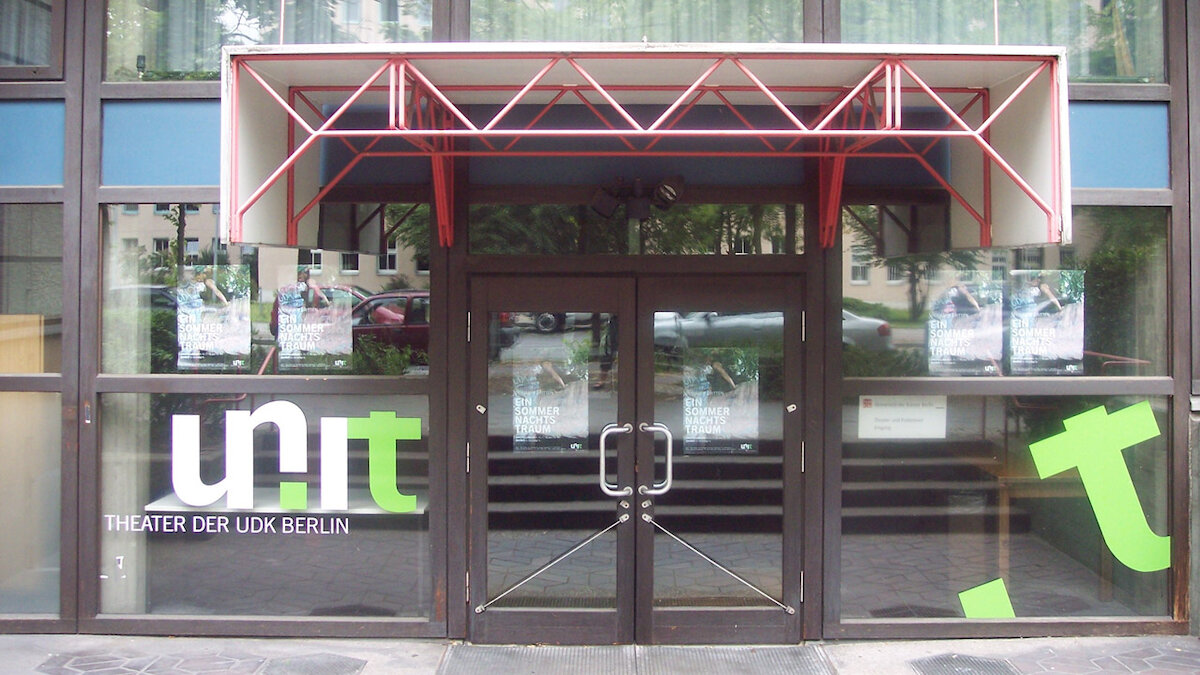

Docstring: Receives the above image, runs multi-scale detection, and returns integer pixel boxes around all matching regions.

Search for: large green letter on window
[348,411,420,513]
[1028,401,1169,573]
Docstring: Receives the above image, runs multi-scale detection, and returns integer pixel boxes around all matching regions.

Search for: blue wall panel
[0,101,65,186]
[102,101,1166,190]
[1069,102,1168,189]
[102,101,221,186]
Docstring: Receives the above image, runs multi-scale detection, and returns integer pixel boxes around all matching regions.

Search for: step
[842,456,999,482]
[841,481,1001,509]
[842,504,1031,535]
[842,439,1002,460]
[488,475,782,491]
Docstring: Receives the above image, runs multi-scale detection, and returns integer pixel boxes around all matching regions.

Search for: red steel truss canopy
[220,43,1071,251]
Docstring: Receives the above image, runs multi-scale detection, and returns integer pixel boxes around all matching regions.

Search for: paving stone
[1087,655,1135,672]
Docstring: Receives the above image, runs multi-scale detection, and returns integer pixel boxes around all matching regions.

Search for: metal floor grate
[437,645,835,675]
[438,645,635,674]
[911,653,1019,675]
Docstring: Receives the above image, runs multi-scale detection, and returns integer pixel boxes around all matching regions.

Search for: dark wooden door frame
[466,271,806,644]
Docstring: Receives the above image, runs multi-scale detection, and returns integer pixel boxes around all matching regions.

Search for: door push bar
[599,423,634,497]
[638,422,674,496]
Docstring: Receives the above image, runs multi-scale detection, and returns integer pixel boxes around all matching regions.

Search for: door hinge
[800,441,805,473]
[466,311,471,343]
[465,571,470,602]
[801,310,806,342]
[466,442,471,474]
[800,570,805,603]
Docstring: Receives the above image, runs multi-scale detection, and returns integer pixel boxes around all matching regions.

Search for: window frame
[0,0,66,81]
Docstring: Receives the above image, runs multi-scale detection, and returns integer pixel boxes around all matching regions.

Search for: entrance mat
[639,646,835,675]
[438,645,835,675]
[438,646,635,674]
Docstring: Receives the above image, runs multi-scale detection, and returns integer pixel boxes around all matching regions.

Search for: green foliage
[840,0,1161,82]
[643,204,785,255]
[843,297,899,322]
[468,204,623,255]
[352,336,413,376]
[1058,269,1085,304]
[471,0,803,42]
[1083,245,1147,366]
[467,202,786,255]
[150,309,179,374]
[842,345,928,377]
[1077,207,1165,372]
[562,336,593,381]
[381,274,416,291]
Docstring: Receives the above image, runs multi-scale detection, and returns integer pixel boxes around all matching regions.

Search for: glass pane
[651,310,784,607]
[486,311,618,608]
[840,395,1169,619]
[0,392,60,613]
[840,0,1164,83]
[102,203,431,376]
[0,204,63,374]
[105,1,431,81]
[472,0,803,42]
[99,393,432,617]
[470,203,802,255]
[841,206,1167,377]
[0,1,55,67]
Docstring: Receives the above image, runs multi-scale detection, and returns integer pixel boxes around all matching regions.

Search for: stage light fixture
[627,179,652,220]
[651,175,684,210]
[589,186,623,218]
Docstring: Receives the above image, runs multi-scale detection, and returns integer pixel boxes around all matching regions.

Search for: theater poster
[682,347,759,455]
[926,271,1004,376]
[276,269,353,372]
[176,265,250,371]
[512,339,588,452]
[1008,270,1085,375]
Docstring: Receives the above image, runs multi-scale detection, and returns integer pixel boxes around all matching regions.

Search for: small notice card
[858,395,947,439]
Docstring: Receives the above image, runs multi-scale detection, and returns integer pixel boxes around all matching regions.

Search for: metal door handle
[638,422,674,496]
[598,423,633,497]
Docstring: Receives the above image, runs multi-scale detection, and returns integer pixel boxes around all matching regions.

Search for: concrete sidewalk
[5,633,1200,674]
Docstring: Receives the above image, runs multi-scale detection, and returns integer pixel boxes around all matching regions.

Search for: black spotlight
[589,186,622,218]
[651,175,684,210]
[626,179,652,221]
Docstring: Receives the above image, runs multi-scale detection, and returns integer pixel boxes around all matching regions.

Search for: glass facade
[0,392,61,613]
[840,395,1169,619]
[841,207,1168,377]
[104,0,432,81]
[841,0,1164,82]
[469,203,802,255]
[0,0,1188,640]
[471,0,804,42]
[0,0,55,68]
[102,203,431,376]
[0,204,63,374]
[99,392,433,618]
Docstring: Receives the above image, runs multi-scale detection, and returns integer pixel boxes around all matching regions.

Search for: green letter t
[348,411,421,513]
[1028,401,1169,573]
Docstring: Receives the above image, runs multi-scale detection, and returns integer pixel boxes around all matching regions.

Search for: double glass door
[468,275,804,644]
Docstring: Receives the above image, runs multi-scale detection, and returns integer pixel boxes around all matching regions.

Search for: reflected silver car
[652,310,893,352]
[842,310,893,351]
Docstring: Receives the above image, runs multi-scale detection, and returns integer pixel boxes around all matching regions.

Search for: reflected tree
[844,205,982,322]
[1080,208,1166,369]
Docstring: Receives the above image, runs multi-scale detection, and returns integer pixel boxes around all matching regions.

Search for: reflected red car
[351,291,431,355]
[269,283,371,336]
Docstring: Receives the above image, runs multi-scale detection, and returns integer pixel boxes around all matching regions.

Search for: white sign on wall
[858,395,948,439]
